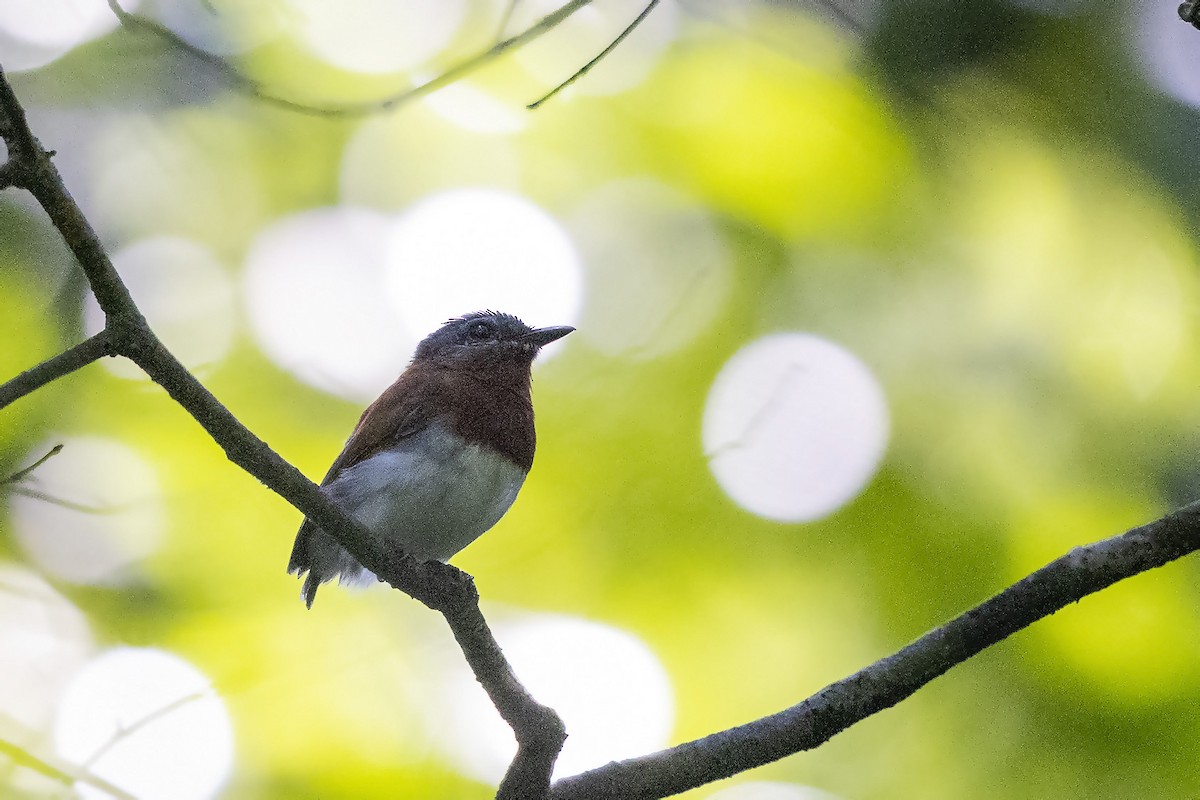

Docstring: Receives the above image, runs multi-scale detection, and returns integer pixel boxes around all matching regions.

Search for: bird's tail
[288,519,373,608]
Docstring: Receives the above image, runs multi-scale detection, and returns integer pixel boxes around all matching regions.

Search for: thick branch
[549,501,1200,799]
[0,64,564,799]
[0,332,114,410]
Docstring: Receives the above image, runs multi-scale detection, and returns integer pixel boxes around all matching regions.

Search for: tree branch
[105,0,596,117]
[0,736,140,800]
[5,10,1200,798]
[0,443,62,485]
[527,0,662,110]
[0,332,114,410]
[0,64,565,800]
[548,500,1200,798]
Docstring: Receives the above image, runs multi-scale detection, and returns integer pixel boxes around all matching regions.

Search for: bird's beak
[523,325,575,348]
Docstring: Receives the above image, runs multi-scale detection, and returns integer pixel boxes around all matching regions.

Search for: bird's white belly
[327,421,526,562]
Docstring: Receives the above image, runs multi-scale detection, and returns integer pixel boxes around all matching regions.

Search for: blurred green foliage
[3,1,1200,799]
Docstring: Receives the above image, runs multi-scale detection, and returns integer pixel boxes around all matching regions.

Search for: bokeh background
[3,1,1200,798]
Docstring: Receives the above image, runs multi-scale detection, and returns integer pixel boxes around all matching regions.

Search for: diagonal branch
[548,500,1200,799]
[0,64,565,800]
[0,443,63,485]
[0,331,115,410]
[0,736,139,800]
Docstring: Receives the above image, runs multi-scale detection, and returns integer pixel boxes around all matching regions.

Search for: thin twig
[0,331,114,410]
[809,0,866,36]
[0,737,140,800]
[0,444,62,485]
[6,486,132,514]
[548,500,1200,798]
[495,0,523,40]
[80,690,210,771]
[106,0,596,117]
[528,0,662,110]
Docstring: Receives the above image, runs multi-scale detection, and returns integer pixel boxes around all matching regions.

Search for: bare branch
[549,501,1200,798]
[106,0,597,117]
[0,332,114,410]
[79,689,210,772]
[528,0,662,110]
[0,65,566,798]
[0,736,139,800]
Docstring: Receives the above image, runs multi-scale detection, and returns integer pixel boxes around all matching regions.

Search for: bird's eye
[468,321,493,340]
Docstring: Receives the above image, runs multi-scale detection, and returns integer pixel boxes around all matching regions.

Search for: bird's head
[413,311,574,367]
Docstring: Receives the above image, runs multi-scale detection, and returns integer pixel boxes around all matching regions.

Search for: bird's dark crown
[413,310,573,366]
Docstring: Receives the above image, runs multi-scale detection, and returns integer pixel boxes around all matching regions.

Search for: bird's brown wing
[287,366,439,582]
[321,367,437,481]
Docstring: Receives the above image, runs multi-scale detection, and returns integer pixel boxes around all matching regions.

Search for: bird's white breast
[326,420,527,563]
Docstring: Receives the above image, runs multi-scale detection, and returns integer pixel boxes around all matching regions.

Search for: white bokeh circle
[83,237,236,380]
[1132,0,1200,109]
[422,81,528,134]
[284,0,466,74]
[0,0,137,71]
[0,565,92,729]
[568,178,730,359]
[385,188,584,347]
[10,437,165,585]
[141,0,281,56]
[426,613,674,782]
[54,647,234,800]
[339,106,521,210]
[243,206,416,401]
[703,334,889,522]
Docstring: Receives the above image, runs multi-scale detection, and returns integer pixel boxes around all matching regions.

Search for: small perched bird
[289,311,573,607]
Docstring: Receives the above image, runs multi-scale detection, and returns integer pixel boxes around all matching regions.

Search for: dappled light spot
[54,647,233,800]
[83,237,235,381]
[510,0,679,100]
[961,139,1193,403]
[0,0,135,72]
[567,178,730,359]
[385,188,584,356]
[89,112,270,246]
[706,781,844,800]
[10,437,164,586]
[284,0,467,75]
[703,334,888,522]
[339,106,521,209]
[0,565,92,730]
[426,612,674,782]
[243,206,416,401]
[138,0,281,55]
[424,81,529,134]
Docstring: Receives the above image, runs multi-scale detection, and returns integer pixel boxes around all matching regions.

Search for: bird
[288,310,574,608]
